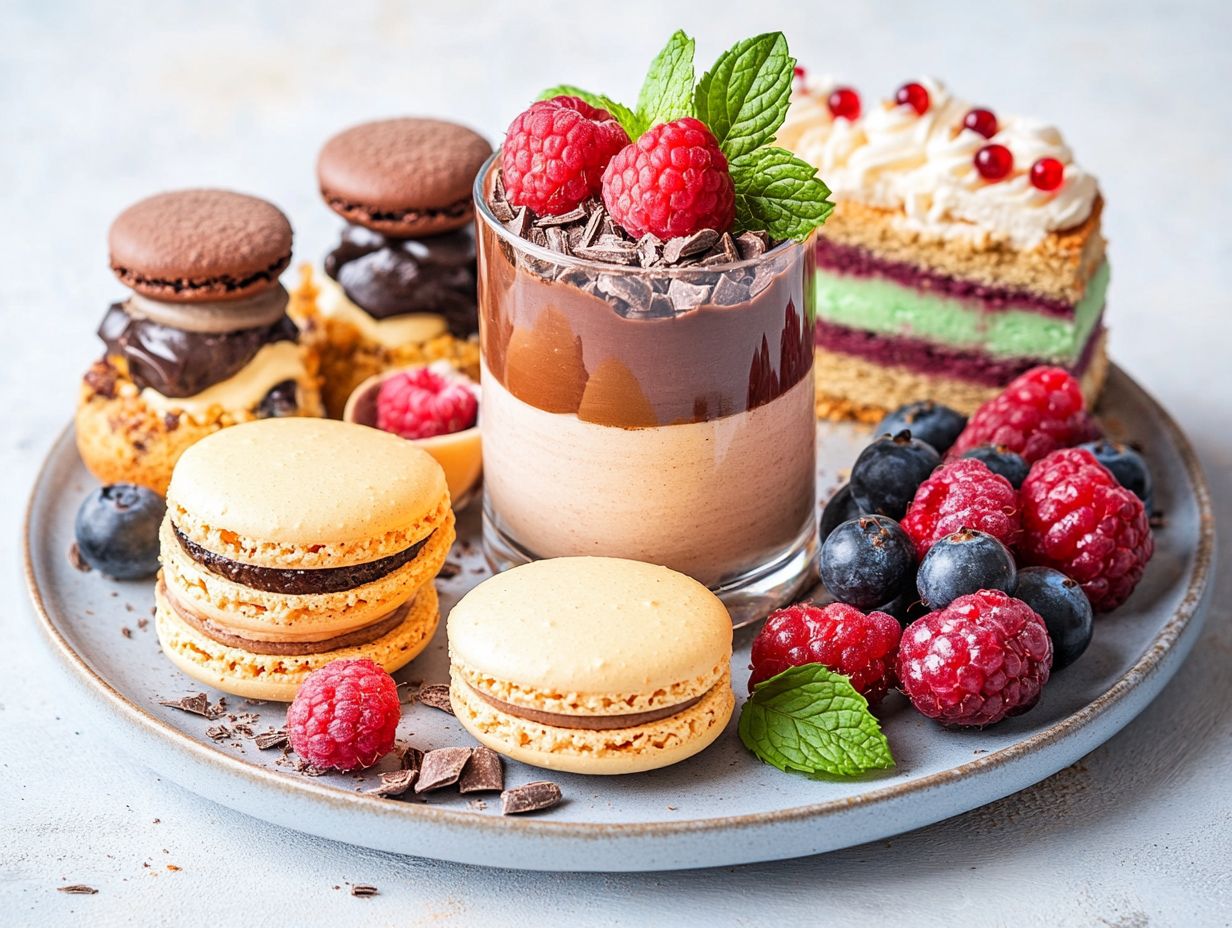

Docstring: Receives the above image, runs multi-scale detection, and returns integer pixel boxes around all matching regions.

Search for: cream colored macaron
[448,557,735,775]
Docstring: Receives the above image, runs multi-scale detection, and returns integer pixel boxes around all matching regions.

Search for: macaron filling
[323,195,472,228]
[463,681,711,731]
[172,524,434,595]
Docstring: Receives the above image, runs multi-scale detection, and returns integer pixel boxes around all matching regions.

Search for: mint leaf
[738,664,894,777]
[694,32,794,160]
[635,30,696,130]
[537,85,641,140]
[729,147,834,240]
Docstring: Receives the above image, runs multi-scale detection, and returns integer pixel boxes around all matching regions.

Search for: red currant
[1030,157,1065,191]
[962,108,998,139]
[828,86,861,121]
[793,65,807,87]
[895,82,930,115]
[974,144,1014,181]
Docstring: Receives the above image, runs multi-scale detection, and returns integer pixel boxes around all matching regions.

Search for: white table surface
[3,1,1230,924]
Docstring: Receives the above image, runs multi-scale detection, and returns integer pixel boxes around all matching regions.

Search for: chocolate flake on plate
[158,693,218,718]
[205,725,231,741]
[254,729,288,750]
[368,768,417,798]
[416,684,454,715]
[57,885,98,895]
[401,746,425,774]
[459,747,504,794]
[500,781,563,815]
[414,747,472,793]
[350,884,379,897]
[68,543,91,573]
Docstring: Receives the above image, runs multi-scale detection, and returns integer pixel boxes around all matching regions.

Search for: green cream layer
[815,261,1109,362]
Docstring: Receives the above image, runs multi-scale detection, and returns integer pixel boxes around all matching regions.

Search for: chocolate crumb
[158,693,216,718]
[121,626,133,639]
[416,685,454,715]
[350,884,379,897]
[57,885,98,895]
[438,561,462,579]
[1150,511,1167,529]
[68,544,92,573]
[459,747,504,794]
[468,799,488,811]
[137,617,149,630]
[163,412,181,432]
[400,746,425,774]
[500,781,562,815]
[254,729,288,750]
[206,725,231,741]
[368,768,417,797]
[414,747,472,793]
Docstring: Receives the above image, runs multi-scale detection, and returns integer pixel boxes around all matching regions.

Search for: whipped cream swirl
[778,75,1098,248]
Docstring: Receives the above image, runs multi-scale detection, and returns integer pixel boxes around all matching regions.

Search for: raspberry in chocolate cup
[76,188,321,494]
[296,118,491,416]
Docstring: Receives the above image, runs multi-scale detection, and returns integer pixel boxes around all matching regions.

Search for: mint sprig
[738,664,894,778]
[694,33,794,160]
[634,30,696,131]
[730,147,834,240]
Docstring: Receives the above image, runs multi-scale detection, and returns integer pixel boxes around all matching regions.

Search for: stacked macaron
[76,189,322,493]
[155,418,454,701]
[292,117,492,415]
[448,558,736,774]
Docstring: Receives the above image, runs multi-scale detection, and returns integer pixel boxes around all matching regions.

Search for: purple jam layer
[815,237,1075,317]
[815,318,1102,387]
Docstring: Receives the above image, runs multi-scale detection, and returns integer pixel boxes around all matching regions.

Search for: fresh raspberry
[1018,448,1153,612]
[501,96,629,216]
[898,590,1053,727]
[949,366,1101,463]
[286,659,401,772]
[749,602,901,705]
[900,458,1022,557]
[376,366,478,440]
[601,117,735,240]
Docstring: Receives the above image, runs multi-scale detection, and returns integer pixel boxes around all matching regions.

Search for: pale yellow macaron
[156,417,454,700]
[448,557,735,775]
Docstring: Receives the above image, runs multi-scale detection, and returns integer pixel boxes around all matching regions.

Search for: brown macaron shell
[109,189,293,303]
[317,118,492,237]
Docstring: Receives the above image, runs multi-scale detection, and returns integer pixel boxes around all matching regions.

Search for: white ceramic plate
[25,366,1214,871]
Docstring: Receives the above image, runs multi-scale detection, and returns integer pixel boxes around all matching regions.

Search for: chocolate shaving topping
[500,781,563,815]
[58,885,98,895]
[504,206,531,238]
[636,233,663,268]
[254,729,288,750]
[416,685,454,715]
[667,278,712,308]
[536,206,586,227]
[369,768,417,797]
[716,232,740,263]
[350,885,379,897]
[735,231,768,259]
[414,748,472,793]
[159,693,221,719]
[597,273,653,309]
[711,274,748,306]
[459,748,504,794]
[663,229,719,264]
[544,226,570,254]
[68,544,91,573]
[579,207,605,249]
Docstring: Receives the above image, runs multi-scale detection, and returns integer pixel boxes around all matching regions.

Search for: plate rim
[24,365,1216,842]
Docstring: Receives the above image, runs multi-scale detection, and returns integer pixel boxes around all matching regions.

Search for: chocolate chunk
[254,729,288,750]
[579,207,605,249]
[438,561,462,579]
[667,278,712,309]
[490,198,515,223]
[416,685,454,715]
[400,746,425,774]
[716,232,741,263]
[710,274,749,306]
[350,884,379,897]
[527,226,548,248]
[368,768,417,797]
[492,170,507,204]
[575,240,637,265]
[636,233,663,268]
[596,273,653,310]
[749,265,776,297]
[544,226,570,254]
[500,781,563,815]
[663,229,720,264]
[58,885,98,895]
[414,747,472,793]
[159,693,219,718]
[68,543,92,573]
[504,206,531,238]
[735,231,767,259]
[83,361,118,399]
[206,725,230,741]
[536,206,586,227]
[459,748,504,794]
[163,412,181,431]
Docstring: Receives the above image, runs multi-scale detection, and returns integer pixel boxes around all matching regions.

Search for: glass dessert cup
[474,156,817,626]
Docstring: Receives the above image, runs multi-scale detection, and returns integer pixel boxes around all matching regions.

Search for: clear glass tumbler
[474,155,817,624]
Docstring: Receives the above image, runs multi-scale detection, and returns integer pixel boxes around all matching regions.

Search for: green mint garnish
[537,85,642,140]
[634,30,696,133]
[730,147,834,240]
[694,32,794,161]
[738,663,894,778]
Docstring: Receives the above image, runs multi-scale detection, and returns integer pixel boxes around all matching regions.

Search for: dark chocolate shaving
[414,748,472,793]
[666,278,712,308]
[350,885,379,897]
[158,693,220,719]
[416,685,454,715]
[254,729,288,750]
[368,768,417,797]
[536,206,586,227]
[459,748,504,794]
[500,781,562,815]
[58,885,98,895]
[504,207,531,238]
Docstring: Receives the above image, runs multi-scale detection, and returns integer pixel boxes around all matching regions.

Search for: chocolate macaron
[317,117,491,237]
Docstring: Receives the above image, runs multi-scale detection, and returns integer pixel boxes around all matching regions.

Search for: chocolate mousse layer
[477,219,814,428]
[161,580,410,655]
[468,682,707,731]
[174,525,432,595]
[325,224,478,337]
[99,303,299,398]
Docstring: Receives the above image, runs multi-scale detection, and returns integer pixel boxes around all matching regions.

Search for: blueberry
[819,483,863,543]
[1079,440,1153,507]
[820,515,917,609]
[849,430,941,519]
[257,379,299,419]
[74,484,166,579]
[960,443,1030,489]
[1014,566,1094,670]
[874,401,967,455]
[916,528,1017,609]
[876,590,929,627]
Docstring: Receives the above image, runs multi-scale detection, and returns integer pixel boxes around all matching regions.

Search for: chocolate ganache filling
[325,224,479,338]
[99,303,300,398]
[174,526,432,595]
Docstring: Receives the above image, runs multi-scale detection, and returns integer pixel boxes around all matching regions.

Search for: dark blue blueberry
[74,483,166,580]
[874,401,967,455]
[849,430,941,520]
[256,379,299,419]
[876,589,929,628]
[1014,566,1094,670]
[960,443,1030,488]
[916,528,1017,609]
[819,483,863,543]
[1079,440,1153,508]
[819,515,917,610]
